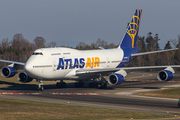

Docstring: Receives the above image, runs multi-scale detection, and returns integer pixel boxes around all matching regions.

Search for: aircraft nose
[24,62,32,73]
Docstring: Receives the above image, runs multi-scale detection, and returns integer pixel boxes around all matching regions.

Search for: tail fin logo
[127,9,142,48]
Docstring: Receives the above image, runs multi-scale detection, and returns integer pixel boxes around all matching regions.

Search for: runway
[0,71,180,115]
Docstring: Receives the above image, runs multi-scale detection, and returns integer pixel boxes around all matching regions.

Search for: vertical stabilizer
[118,9,142,49]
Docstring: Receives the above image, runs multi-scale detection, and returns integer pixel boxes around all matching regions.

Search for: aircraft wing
[131,48,178,57]
[0,59,25,66]
[76,65,180,75]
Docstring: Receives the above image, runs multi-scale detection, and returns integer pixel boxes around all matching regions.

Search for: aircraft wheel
[89,83,96,88]
[56,83,60,87]
[89,83,93,87]
[75,83,78,87]
[97,83,102,89]
[57,82,66,88]
[62,82,66,88]
[97,83,107,89]
[40,86,44,91]
[75,82,84,88]
[103,83,107,89]
[79,82,84,88]
[37,87,40,91]
[37,86,44,91]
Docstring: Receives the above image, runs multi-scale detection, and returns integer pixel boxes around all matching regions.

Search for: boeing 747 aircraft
[1,9,180,90]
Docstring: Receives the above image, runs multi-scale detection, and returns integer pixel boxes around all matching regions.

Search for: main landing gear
[89,74,107,89]
[37,79,44,91]
[56,80,66,88]
[74,80,84,88]
[74,74,107,89]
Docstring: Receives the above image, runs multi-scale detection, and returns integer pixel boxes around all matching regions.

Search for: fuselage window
[63,53,70,55]
[51,53,61,55]
[32,52,43,55]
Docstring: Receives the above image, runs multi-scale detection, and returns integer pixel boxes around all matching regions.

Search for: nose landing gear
[37,79,44,91]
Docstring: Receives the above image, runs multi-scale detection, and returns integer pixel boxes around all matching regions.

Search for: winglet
[118,9,142,49]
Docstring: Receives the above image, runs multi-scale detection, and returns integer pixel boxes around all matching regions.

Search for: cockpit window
[32,52,43,55]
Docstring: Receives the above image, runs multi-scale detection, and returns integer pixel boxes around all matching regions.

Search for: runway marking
[50,93,100,95]
[0,93,42,95]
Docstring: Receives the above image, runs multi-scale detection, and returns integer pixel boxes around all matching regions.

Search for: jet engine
[157,67,175,82]
[108,69,127,85]
[1,66,17,78]
[108,73,125,85]
[18,71,33,83]
[157,70,174,82]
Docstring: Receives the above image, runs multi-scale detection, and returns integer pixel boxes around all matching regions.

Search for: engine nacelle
[157,70,174,82]
[18,71,33,83]
[108,73,125,85]
[1,66,17,78]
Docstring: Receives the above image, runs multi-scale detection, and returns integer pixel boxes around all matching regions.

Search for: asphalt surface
[0,71,180,116]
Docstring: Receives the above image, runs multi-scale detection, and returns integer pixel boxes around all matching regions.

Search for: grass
[0,98,176,120]
[135,87,180,99]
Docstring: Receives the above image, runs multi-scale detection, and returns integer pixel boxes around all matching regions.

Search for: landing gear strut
[89,74,107,89]
[56,80,66,88]
[37,79,44,91]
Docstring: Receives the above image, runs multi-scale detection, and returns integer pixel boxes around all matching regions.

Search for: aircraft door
[53,61,56,71]
[107,57,110,67]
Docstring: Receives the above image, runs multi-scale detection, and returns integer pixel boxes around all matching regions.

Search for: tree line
[0,33,56,68]
[0,32,180,70]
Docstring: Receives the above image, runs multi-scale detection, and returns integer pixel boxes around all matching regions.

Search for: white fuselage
[25,47,124,80]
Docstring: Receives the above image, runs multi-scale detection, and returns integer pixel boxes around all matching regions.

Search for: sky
[0,0,180,49]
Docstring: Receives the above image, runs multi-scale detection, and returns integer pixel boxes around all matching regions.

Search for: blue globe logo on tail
[127,9,142,48]
[120,9,142,49]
